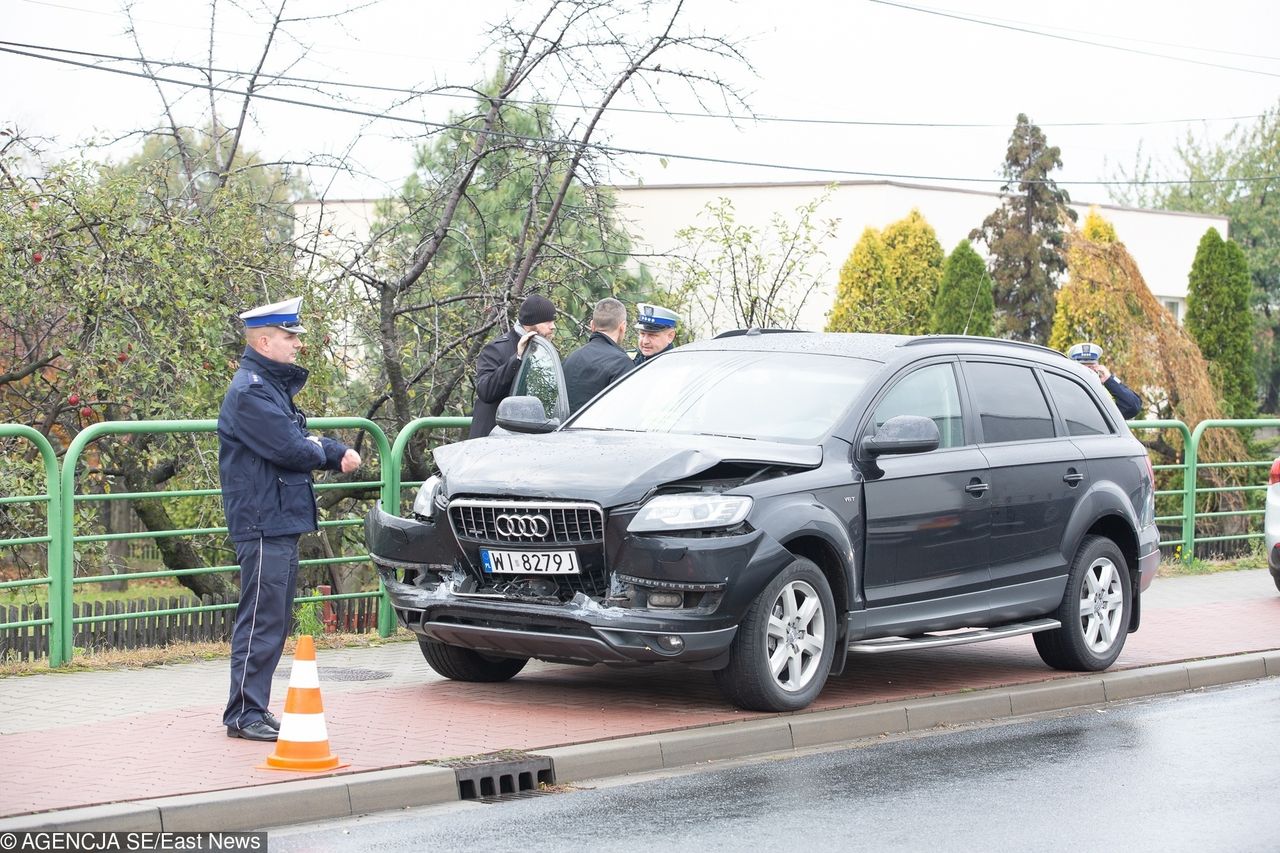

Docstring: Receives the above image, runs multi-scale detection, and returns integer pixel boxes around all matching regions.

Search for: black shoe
[261,712,281,731]
[227,720,278,741]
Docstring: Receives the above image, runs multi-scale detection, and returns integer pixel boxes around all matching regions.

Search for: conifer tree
[1186,228,1256,417]
[826,209,942,334]
[971,114,1077,344]
[931,240,994,336]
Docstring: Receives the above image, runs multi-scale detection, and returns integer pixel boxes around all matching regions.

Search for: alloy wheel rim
[1078,556,1124,654]
[765,579,826,692]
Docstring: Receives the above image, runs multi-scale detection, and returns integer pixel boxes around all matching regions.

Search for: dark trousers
[223,534,300,728]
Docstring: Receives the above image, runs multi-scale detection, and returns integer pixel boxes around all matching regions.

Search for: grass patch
[1157,556,1266,577]
[0,577,194,608]
[0,628,417,678]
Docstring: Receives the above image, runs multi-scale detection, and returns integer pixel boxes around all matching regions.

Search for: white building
[295,180,1229,335]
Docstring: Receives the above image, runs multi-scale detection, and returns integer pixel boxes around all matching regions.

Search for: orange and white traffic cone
[259,635,348,772]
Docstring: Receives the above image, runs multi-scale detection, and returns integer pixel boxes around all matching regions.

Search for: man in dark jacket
[563,298,632,413]
[468,294,557,438]
[1068,342,1143,419]
[218,296,361,741]
[633,303,679,366]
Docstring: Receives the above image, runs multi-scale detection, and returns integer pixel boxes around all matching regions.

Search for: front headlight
[627,494,752,533]
[412,474,444,519]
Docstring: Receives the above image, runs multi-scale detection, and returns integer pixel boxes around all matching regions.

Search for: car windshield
[567,350,876,443]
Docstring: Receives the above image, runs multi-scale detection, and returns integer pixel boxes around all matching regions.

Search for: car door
[858,360,992,624]
[510,334,570,422]
[962,359,1084,617]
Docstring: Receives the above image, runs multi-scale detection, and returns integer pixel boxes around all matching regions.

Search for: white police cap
[635,303,679,332]
[239,296,306,334]
[1067,342,1102,364]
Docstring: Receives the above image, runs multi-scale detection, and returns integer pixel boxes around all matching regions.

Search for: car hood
[433,430,822,507]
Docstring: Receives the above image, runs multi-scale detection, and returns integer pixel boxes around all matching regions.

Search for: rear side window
[1043,373,1113,436]
[872,363,965,449]
[966,362,1055,443]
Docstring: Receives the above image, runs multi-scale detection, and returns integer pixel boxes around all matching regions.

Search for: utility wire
[870,0,1280,79]
[2,42,1276,188]
[0,38,1265,131]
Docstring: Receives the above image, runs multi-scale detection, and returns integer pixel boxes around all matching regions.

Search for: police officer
[633,303,679,366]
[219,296,360,741]
[469,294,557,438]
[563,297,633,413]
[1068,342,1142,419]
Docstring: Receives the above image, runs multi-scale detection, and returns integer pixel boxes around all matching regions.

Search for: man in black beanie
[468,294,558,438]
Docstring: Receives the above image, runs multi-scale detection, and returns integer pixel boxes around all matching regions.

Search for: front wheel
[418,636,528,682]
[715,557,836,712]
[1035,535,1132,671]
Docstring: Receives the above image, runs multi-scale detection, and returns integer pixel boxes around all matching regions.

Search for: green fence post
[1188,417,1280,560]
[1129,419,1194,563]
[0,425,62,665]
[380,416,471,636]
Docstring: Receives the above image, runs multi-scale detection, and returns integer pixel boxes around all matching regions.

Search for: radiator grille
[448,500,604,546]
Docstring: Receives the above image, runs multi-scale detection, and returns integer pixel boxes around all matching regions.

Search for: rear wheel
[1035,535,1131,671]
[715,557,836,712]
[418,636,528,682]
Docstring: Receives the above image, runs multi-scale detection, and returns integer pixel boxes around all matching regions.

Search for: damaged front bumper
[364,500,792,668]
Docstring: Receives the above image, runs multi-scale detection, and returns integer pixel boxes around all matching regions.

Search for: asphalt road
[272,679,1280,853]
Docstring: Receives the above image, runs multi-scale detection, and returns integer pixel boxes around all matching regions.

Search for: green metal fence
[1,416,468,665]
[2,415,1276,665]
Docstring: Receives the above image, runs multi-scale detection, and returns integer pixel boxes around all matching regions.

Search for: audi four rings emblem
[495,513,551,538]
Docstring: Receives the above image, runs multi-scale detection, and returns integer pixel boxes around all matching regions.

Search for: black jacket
[563,332,633,413]
[1104,375,1142,420]
[633,342,674,367]
[217,348,349,542]
[469,329,523,438]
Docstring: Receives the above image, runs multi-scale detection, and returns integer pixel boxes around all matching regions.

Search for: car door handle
[1063,471,1084,486]
[965,480,989,496]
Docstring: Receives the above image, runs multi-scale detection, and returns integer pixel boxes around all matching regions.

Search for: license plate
[480,548,580,575]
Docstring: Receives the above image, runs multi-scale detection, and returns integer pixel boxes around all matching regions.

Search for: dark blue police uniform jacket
[1103,375,1142,420]
[218,348,347,540]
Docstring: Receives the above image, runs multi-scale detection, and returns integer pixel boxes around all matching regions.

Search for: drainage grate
[272,667,390,682]
[424,751,555,801]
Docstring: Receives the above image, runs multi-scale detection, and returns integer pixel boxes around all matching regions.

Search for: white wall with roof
[609,180,1229,334]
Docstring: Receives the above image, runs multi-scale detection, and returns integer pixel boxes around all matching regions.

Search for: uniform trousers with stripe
[223,534,300,729]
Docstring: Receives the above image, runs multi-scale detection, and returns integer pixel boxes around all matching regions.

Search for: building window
[1163,299,1181,322]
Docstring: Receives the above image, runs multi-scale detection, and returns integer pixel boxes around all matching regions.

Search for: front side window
[1044,373,1113,436]
[871,363,965,449]
[511,335,568,421]
[965,361,1055,443]
[569,350,875,444]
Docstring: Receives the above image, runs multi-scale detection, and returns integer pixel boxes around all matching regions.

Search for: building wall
[610,180,1228,334]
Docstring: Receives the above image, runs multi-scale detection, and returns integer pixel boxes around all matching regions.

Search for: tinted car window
[1044,373,1112,436]
[569,350,875,443]
[872,363,965,449]
[966,361,1055,443]
[512,336,568,421]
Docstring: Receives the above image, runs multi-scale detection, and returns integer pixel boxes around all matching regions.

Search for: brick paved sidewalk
[1,570,1276,819]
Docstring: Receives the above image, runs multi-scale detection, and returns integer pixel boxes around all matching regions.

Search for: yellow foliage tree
[826,209,942,334]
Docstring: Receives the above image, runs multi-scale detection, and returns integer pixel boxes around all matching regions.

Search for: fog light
[648,591,683,608]
[656,634,684,652]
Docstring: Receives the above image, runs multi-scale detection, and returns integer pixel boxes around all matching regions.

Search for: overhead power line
[0,38,1265,131]
[1,42,1276,189]
[869,0,1280,79]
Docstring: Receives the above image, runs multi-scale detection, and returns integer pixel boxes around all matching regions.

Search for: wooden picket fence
[0,590,380,663]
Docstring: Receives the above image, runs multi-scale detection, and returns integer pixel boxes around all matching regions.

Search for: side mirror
[861,415,940,457]
[495,395,561,435]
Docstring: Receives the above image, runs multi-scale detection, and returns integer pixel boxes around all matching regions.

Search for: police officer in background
[563,297,632,413]
[1068,342,1142,420]
[633,303,680,366]
[218,297,361,741]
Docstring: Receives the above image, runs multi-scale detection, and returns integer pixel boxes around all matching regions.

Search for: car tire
[418,637,528,682]
[714,557,836,712]
[1034,535,1132,671]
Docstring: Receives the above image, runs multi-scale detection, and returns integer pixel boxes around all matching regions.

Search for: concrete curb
[4,651,1278,832]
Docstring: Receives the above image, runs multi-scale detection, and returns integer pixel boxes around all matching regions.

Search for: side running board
[847,618,1061,654]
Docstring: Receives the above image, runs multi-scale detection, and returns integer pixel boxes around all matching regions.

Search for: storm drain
[424,751,555,801]
[272,667,390,682]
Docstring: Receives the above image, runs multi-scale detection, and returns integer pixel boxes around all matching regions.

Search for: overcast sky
[4,0,1278,206]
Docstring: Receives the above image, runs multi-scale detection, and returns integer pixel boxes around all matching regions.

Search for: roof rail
[899,335,1067,359]
[712,328,811,339]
